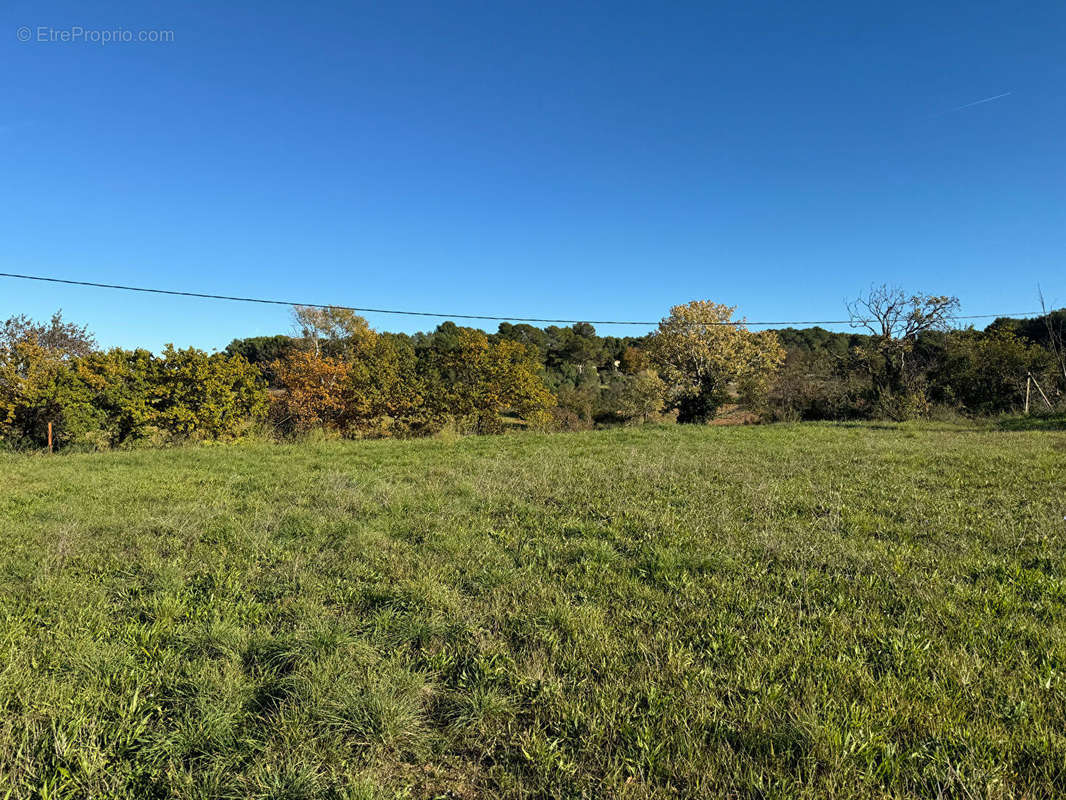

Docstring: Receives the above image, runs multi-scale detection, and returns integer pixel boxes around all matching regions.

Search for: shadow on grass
[834,422,988,434]
[997,414,1066,432]
[832,416,1066,434]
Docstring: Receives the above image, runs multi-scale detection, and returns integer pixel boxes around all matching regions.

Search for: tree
[494,323,548,360]
[931,329,1054,414]
[648,301,785,423]
[1,311,95,359]
[345,333,429,437]
[0,311,99,447]
[291,305,375,358]
[1,313,268,448]
[603,369,665,424]
[619,345,650,374]
[152,346,267,439]
[768,348,870,421]
[73,349,157,445]
[425,328,555,433]
[225,335,296,384]
[846,285,960,399]
[271,350,351,433]
[0,339,95,448]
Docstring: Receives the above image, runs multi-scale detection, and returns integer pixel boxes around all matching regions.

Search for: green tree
[0,312,99,448]
[224,335,296,384]
[73,349,158,445]
[152,346,267,439]
[345,333,430,436]
[931,329,1054,414]
[0,339,101,448]
[426,329,555,433]
[602,369,665,424]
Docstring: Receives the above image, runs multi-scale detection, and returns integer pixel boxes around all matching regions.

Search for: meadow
[1,421,1064,798]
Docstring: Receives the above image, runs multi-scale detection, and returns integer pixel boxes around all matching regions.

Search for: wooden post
[1030,374,1054,411]
[1025,375,1031,415]
[47,421,53,453]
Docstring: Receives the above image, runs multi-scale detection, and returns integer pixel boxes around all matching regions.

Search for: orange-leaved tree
[271,349,351,433]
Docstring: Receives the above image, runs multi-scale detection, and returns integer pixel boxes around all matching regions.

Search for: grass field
[1,422,1065,798]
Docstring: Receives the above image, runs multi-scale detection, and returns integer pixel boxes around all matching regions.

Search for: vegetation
[648,301,784,422]
[2,290,1065,451]
[1,422,1064,797]
[269,322,555,437]
[0,315,265,450]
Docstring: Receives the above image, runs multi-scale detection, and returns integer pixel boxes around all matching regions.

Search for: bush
[150,346,268,440]
[873,389,929,422]
[0,338,268,450]
[929,329,1055,414]
[767,350,871,421]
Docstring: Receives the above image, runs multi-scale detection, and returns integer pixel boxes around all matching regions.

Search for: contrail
[938,91,1012,115]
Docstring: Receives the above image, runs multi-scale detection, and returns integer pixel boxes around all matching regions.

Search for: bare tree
[1038,286,1066,382]
[847,285,959,341]
[847,285,959,396]
[0,310,95,359]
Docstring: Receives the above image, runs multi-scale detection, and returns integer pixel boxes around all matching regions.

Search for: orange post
[47,421,53,453]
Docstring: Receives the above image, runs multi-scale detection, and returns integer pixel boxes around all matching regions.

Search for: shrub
[151,346,267,440]
[929,329,1055,414]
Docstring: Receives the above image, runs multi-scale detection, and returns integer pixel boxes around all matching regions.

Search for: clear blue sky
[2,1,1064,351]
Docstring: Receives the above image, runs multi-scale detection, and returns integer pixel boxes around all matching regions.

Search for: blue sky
[2,1,1064,351]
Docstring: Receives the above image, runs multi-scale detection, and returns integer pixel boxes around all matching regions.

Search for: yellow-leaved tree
[648,301,784,423]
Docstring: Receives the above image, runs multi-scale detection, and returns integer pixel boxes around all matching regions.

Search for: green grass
[1,422,1065,798]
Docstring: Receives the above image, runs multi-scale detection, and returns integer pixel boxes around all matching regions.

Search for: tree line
[2,289,1063,450]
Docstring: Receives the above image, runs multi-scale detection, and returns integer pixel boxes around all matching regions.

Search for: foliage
[847,285,960,400]
[0,310,96,358]
[224,335,296,383]
[150,345,267,440]
[344,333,431,437]
[649,301,785,422]
[773,326,867,357]
[0,311,101,447]
[618,345,650,374]
[767,348,871,421]
[8,297,1066,448]
[0,340,101,448]
[549,386,597,430]
[424,328,555,433]
[600,369,665,424]
[292,305,376,358]
[989,303,1066,385]
[68,349,158,446]
[930,329,1055,414]
[0,315,268,450]
[271,350,352,433]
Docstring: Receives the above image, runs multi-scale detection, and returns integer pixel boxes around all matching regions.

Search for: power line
[0,271,1046,328]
